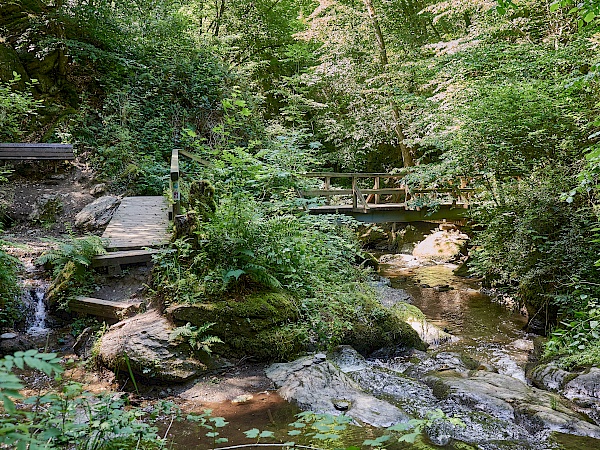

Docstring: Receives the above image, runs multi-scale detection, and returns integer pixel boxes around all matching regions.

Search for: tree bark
[363,0,414,167]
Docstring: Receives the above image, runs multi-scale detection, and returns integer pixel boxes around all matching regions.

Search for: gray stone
[28,194,63,222]
[90,183,107,196]
[434,371,600,439]
[564,368,600,407]
[529,363,572,392]
[0,333,17,339]
[74,196,120,231]
[412,229,469,262]
[266,355,409,427]
[97,310,205,382]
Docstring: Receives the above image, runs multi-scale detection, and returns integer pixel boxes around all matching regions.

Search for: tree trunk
[363,0,414,167]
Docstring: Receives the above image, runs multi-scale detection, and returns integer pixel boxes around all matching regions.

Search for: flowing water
[380,259,534,383]
[20,262,50,336]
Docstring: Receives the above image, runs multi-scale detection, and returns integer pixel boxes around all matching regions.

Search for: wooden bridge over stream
[298,172,473,223]
[2,144,472,318]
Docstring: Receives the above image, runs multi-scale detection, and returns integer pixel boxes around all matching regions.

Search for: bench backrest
[0,143,74,160]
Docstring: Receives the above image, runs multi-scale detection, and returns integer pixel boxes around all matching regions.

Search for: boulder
[433,371,600,439]
[97,310,205,382]
[529,363,573,392]
[563,368,600,408]
[28,194,63,222]
[266,352,409,427]
[412,229,469,262]
[74,195,120,231]
[90,183,107,196]
[166,291,303,360]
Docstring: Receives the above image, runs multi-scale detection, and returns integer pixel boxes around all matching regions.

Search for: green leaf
[584,11,596,22]
[244,428,260,439]
[549,2,561,12]
[259,430,275,438]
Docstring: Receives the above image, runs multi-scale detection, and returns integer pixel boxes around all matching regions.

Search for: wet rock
[412,229,469,262]
[97,310,206,382]
[0,333,17,339]
[74,195,120,231]
[28,194,63,222]
[333,400,350,411]
[266,354,409,427]
[563,368,600,408]
[404,317,457,347]
[0,334,35,355]
[433,371,600,439]
[529,363,572,392]
[313,353,327,363]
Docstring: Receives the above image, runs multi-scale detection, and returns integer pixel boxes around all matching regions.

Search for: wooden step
[71,296,142,319]
[92,249,158,275]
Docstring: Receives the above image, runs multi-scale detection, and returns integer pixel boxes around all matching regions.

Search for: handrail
[169,148,180,220]
[300,172,404,178]
[298,172,474,212]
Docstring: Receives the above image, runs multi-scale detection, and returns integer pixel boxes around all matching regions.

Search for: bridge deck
[102,196,170,250]
[309,203,468,223]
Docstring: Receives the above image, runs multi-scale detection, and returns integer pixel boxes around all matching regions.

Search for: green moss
[390,302,426,321]
[342,296,426,354]
[168,291,302,360]
[555,345,600,370]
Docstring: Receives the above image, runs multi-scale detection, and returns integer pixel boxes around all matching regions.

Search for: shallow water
[381,261,534,382]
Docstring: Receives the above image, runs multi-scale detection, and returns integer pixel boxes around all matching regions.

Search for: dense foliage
[3,0,600,363]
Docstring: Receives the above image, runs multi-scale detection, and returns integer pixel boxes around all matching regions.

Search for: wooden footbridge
[64,148,472,318]
[298,172,473,223]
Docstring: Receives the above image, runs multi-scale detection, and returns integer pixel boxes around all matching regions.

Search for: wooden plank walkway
[101,196,170,250]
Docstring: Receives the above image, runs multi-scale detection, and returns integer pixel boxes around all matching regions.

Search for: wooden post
[324,176,331,205]
[352,176,358,210]
[374,176,380,204]
[170,148,180,220]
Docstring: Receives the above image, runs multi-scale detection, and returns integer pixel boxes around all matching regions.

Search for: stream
[8,230,600,449]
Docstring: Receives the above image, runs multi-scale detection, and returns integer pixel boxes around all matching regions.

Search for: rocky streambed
[266,227,600,449]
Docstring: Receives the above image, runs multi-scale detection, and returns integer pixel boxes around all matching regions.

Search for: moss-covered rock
[342,298,426,355]
[166,291,301,360]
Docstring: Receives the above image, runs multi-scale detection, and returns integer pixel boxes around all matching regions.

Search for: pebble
[333,400,350,411]
[313,353,327,363]
[232,394,253,404]
[0,333,17,339]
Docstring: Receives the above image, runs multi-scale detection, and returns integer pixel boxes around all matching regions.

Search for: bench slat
[0,143,74,160]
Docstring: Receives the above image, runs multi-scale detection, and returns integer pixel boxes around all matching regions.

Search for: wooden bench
[0,143,74,160]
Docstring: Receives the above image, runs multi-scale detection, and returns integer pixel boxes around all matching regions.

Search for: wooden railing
[299,172,474,212]
[169,148,180,220]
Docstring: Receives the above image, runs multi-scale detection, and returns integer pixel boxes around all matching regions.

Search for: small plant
[37,234,106,309]
[169,322,223,354]
[37,233,106,276]
[386,409,465,444]
[0,232,22,330]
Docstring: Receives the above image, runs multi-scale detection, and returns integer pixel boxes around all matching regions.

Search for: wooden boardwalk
[101,196,170,250]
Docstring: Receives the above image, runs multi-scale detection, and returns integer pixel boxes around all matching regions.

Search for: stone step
[71,296,142,319]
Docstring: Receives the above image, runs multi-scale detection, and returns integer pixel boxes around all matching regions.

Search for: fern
[37,234,106,276]
[169,322,223,354]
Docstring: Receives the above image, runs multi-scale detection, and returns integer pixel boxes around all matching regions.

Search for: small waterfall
[27,286,49,336]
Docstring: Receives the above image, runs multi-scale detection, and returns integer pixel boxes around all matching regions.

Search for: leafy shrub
[0,236,21,330]
[0,73,43,140]
[38,234,106,309]
[154,194,362,300]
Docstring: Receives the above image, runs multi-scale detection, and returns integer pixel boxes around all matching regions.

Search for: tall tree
[363,0,414,167]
